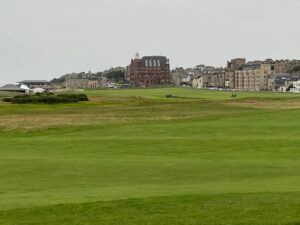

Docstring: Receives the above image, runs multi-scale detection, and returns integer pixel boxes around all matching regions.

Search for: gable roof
[0,84,26,91]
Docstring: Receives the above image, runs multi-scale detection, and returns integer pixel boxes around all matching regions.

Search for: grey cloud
[0,0,300,85]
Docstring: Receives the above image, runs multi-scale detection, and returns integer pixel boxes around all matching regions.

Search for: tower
[134,52,140,60]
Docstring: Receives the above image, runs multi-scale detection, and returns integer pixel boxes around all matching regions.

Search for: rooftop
[19,80,49,84]
[0,84,27,91]
[141,56,169,67]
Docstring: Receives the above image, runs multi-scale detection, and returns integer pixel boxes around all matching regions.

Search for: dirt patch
[226,99,300,109]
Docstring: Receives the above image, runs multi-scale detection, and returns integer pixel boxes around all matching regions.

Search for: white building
[290,81,300,93]
[31,88,45,94]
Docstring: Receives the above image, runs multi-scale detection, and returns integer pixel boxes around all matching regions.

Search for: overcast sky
[1,0,300,85]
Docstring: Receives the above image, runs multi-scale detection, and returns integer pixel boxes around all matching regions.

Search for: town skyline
[2,55,300,86]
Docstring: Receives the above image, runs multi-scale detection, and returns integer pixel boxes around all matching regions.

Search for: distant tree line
[105,70,126,83]
[51,76,67,84]
[290,65,300,74]
[50,68,127,85]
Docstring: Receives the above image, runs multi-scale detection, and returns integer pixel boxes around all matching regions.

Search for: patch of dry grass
[0,97,244,131]
[1,92,299,131]
[226,98,300,109]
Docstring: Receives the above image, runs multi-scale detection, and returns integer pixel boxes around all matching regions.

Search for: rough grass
[85,87,300,100]
[1,193,300,225]
[0,96,252,130]
[0,88,300,224]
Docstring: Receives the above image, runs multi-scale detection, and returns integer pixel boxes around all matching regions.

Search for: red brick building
[129,53,171,87]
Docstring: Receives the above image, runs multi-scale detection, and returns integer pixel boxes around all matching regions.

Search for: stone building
[235,64,261,91]
[275,60,290,74]
[65,75,106,90]
[201,68,226,88]
[66,77,88,89]
[225,58,246,89]
[129,53,171,87]
[189,58,300,92]
[171,67,194,86]
[171,68,186,85]
[172,65,225,88]
[192,77,205,88]
[274,60,300,74]
[234,62,275,91]
[227,58,246,70]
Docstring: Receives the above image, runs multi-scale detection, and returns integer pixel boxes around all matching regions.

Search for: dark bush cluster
[2,93,89,104]
[165,94,180,99]
[3,97,13,102]
[57,94,89,102]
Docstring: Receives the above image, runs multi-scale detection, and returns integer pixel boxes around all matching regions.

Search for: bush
[2,97,12,102]
[165,94,180,99]
[2,93,89,104]
[57,94,89,102]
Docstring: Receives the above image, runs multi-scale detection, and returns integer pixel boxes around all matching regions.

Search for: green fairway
[0,88,300,224]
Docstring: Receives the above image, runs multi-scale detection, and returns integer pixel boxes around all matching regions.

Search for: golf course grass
[0,87,299,224]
